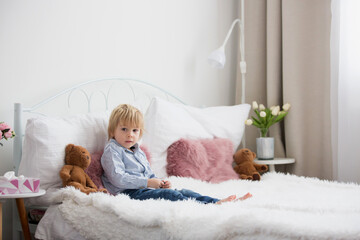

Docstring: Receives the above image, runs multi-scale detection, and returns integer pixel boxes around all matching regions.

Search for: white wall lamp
[208,0,247,146]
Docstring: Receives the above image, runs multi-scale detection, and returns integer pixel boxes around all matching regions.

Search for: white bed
[13,78,360,240]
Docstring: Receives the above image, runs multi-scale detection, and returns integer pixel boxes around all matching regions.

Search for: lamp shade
[207,47,226,69]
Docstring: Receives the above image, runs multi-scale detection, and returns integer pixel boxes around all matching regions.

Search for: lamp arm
[221,19,241,48]
[240,0,246,147]
[240,0,245,62]
[220,18,246,74]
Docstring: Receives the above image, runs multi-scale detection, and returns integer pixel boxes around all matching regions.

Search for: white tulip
[259,104,266,111]
[245,119,253,125]
[270,106,276,111]
[283,103,291,111]
[252,101,258,110]
[260,111,266,117]
[271,106,280,116]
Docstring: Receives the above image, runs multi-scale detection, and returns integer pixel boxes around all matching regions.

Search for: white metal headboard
[13,77,185,174]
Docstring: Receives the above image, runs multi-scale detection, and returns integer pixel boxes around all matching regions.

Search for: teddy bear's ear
[252,151,256,159]
[233,150,240,159]
[65,144,75,154]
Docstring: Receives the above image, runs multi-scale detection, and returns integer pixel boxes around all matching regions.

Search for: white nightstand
[0,189,45,240]
[254,158,295,172]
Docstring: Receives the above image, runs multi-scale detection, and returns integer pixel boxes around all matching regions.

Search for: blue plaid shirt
[101,139,156,195]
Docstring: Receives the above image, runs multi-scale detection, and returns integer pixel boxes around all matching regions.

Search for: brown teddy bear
[59,144,107,194]
[233,148,268,181]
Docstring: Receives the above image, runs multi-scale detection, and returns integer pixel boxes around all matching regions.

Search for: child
[101,104,252,204]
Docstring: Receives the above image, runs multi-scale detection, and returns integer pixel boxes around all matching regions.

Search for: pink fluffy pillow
[166,138,238,183]
[140,145,152,165]
[85,145,152,190]
[85,151,106,190]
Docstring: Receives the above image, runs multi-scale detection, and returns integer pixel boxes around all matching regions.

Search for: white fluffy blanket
[52,172,360,240]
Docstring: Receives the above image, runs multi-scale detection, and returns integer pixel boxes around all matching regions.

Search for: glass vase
[256,128,274,160]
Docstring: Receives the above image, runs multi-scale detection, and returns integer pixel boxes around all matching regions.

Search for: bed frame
[12,77,185,239]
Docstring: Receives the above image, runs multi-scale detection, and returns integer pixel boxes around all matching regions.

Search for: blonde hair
[108,104,144,140]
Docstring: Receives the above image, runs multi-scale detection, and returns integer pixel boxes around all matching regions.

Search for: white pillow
[142,97,250,178]
[19,111,110,192]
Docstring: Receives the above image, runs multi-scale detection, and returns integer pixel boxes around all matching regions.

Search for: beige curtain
[236,0,333,180]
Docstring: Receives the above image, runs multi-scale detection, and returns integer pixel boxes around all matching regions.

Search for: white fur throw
[52,172,360,240]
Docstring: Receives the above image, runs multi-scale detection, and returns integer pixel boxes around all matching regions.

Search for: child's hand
[161,180,171,189]
[147,178,163,189]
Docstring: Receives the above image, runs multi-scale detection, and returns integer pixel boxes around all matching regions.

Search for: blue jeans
[123,188,219,204]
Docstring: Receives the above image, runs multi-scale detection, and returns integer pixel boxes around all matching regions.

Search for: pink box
[0,178,40,195]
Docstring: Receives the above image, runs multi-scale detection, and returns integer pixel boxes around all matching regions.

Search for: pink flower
[0,122,15,145]
[0,123,9,131]
[4,131,13,139]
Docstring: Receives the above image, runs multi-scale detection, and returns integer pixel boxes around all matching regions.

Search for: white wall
[0,0,238,238]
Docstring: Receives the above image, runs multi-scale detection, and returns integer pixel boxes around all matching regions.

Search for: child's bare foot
[236,192,252,201]
[215,195,237,204]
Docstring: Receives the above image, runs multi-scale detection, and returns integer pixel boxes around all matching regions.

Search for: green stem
[260,128,268,138]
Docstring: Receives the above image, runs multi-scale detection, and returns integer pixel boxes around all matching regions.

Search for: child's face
[113,123,141,150]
